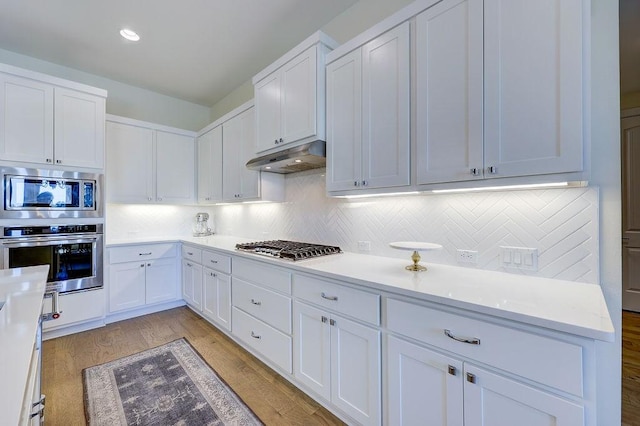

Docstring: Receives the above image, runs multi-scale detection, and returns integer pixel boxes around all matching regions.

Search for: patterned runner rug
[83,338,263,425]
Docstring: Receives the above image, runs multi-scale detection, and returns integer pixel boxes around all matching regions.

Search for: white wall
[0,48,211,131]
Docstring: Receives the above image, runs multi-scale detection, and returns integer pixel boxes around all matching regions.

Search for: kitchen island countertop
[0,265,49,426]
[108,235,615,342]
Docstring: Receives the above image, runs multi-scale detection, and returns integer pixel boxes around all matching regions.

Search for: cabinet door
[293,301,331,401]
[156,131,195,203]
[54,87,105,169]
[109,261,146,312]
[203,268,231,331]
[106,121,154,203]
[464,364,584,426]
[326,50,362,192]
[361,22,410,190]
[281,46,317,145]
[330,314,381,426]
[416,0,484,184]
[483,0,584,178]
[182,259,202,311]
[255,73,282,152]
[387,335,463,426]
[197,126,223,203]
[223,107,260,201]
[145,257,178,305]
[0,73,54,164]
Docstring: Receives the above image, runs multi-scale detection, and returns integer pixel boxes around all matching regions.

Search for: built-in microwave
[0,167,103,219]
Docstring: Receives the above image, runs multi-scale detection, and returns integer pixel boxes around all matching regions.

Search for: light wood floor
[42,307,344,426]
[623,310,640,426]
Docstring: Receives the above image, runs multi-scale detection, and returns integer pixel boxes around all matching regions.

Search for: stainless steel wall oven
[0,224,103,293]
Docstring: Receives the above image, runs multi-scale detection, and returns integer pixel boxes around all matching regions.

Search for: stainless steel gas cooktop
[235,240,342,261]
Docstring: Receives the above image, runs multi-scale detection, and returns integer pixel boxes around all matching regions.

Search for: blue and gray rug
[83,338,262,425]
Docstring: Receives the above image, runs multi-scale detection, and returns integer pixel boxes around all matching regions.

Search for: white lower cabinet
[42,289,105,331]
[202,267,231,331]
[108,243,179,313]
[386,298,588,426]
[182,259,203,311]
[294,300,381,426]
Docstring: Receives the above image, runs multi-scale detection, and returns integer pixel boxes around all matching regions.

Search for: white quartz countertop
[0,265,49,426]
[108,235,615,342]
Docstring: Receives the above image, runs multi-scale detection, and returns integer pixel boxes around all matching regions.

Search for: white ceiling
[0,0,358,106]
[620,0,640,94]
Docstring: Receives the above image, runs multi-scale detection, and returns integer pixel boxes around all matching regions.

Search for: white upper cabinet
[483,0,584,179]
[53,87,105,169]
[222,107,260,201]
[197,101,284,204]
[106,116,195,204]
[415,0,484,184]
[197,125,223,204]
[253,31,337,153]
[326,22,411,193]
[0,67,106,169]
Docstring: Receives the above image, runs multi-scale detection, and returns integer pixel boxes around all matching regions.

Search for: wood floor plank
[42,306,344,426]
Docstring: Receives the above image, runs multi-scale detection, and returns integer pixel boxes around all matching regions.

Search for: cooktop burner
[235,240,342,261]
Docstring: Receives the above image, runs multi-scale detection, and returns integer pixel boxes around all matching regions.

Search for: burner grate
[235,240,342,261]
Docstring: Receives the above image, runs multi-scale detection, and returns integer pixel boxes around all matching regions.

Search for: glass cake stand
[389,241,443,272]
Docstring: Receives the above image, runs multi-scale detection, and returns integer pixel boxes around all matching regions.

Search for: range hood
[245,140,326,174]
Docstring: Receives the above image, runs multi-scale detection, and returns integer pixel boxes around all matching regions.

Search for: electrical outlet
[357,241,371,252]
[456,249,478,264]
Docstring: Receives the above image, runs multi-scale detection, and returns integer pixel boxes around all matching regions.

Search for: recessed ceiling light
[120,28,140,41]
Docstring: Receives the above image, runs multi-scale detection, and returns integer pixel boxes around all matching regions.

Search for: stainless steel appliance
[245,140,326,173]
[0,224,104,293]
[193,212,213,237]
[236,240,342,261]
[0,167,103,219]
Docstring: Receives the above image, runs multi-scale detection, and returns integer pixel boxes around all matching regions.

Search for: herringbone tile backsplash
[108,169,599,284]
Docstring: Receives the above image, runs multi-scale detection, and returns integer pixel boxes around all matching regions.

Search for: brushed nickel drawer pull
[466,372,476,383]
[251,299,261,306]
[251,331,261,339]
[448,365,457,376]
[321,292,338,301]
[139,252,152,256]
[444,329,480,345]
[187,251,193,255]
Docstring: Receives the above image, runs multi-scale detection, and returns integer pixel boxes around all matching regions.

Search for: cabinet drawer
[202,250,231,274]
[233,278,291,334]
[43,289,105,330]
[181,245,202,264]
[232,307,292,374]
[234,257,291,294]
[294,274,380,325]
[386,298,584,397]
[110,243,177,264]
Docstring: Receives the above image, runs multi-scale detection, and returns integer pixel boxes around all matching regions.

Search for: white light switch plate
[500,246,538,271]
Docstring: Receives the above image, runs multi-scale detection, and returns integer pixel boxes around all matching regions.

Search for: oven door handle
[1,236,99,247]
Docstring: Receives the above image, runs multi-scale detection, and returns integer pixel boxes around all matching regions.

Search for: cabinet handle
[210,272,216,277]
[187,251,193,255]
[251,331,261,339]
[321,316,328,323]
[279,138,283,143]
[466,372,476,384]
[140,264,145,267]
[470,168,480,176]
[46,158,52,163]
[487,166,497,174]
[210,260,218,264]
[157,197,163,201]
[448,365,457,376]
[354,181,360,187]
[139,252,152,256]
[251,299,262,306]
[56,159,62,164]
[148,197,153,201]
[329,319,336,326]
[147,263,151,266]
[321,292,338,301]
[187,263,193,267]
[274,139,278,144]
[444,329,480,345]
[361,180,367,186]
